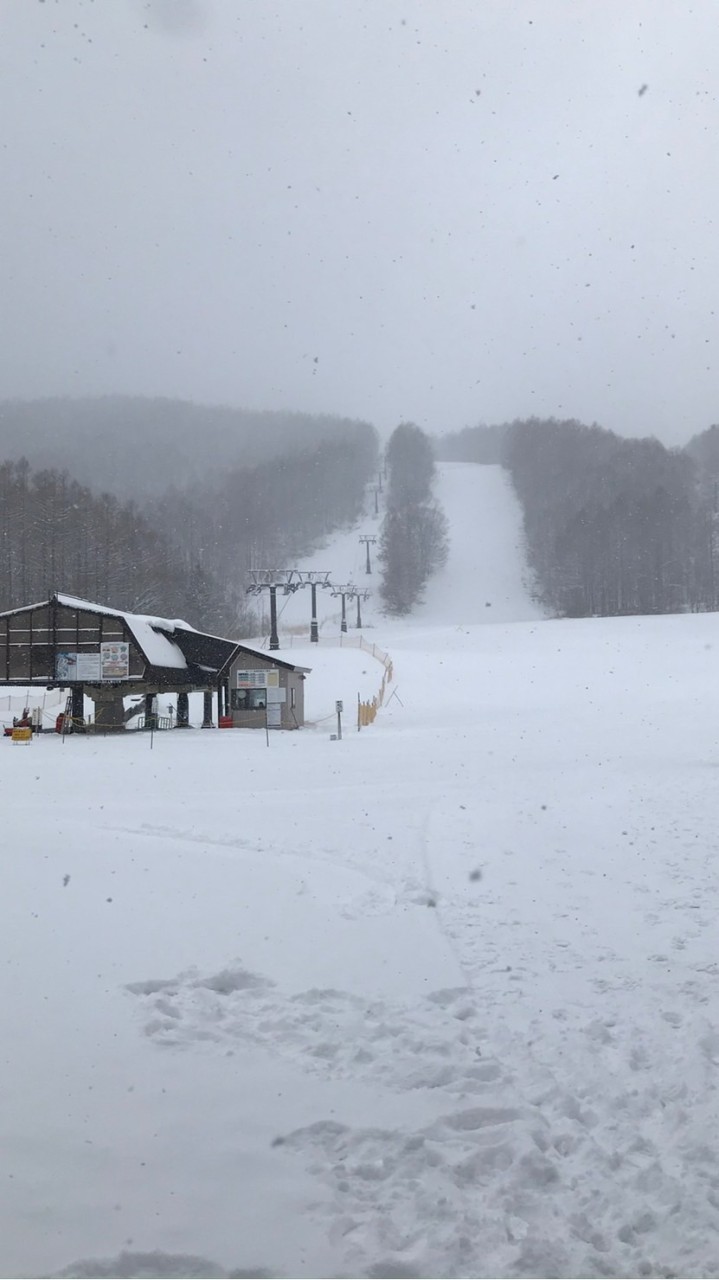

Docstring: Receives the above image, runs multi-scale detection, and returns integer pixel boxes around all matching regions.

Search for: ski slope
[266,461,542,642]
[4,467,719,1279]
[414,462,543,625]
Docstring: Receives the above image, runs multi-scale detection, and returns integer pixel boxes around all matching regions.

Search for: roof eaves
[218,643,312,675]
[0,597,53,620]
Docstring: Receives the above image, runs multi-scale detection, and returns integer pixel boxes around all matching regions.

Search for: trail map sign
[55,652,79,681]
[55,643,129,681]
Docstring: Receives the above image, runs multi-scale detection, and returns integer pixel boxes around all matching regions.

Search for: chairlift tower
[359,534,377,574]
[340,583,371,630]
[331,583,354,634]
[354,587,371,629]
[291,570,332,643]
[246,569,297,651]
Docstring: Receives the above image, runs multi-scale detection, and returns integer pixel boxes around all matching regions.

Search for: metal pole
[310,582,319,643]
[356,594,362,629]
[365,540,372,574]
[374,488,379,515]
[336,700,343,740]
[269,585,279,651]
[340,593,347,634]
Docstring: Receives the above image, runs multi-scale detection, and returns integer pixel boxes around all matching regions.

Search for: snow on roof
[55,593,188,670]
[230,641,311,674]
[128,619,187,669]
[55,593,195,634]
[1,594,310,677]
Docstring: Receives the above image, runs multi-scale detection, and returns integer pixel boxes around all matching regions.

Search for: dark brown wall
[0,602,143,685]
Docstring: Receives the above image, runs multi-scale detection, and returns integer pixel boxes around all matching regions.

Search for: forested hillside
[0,459,229,630]
[0,396,375,498]
[151,429,378,602]
[0,412,379,634]
[435,423,509,465]
[502,418,716,617]
[686,423,719,499]
[379,423,449,614]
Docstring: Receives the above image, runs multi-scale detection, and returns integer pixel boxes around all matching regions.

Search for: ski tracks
[123,798,719,1277]
[414,797,719,1278]
[126,970,559,1278]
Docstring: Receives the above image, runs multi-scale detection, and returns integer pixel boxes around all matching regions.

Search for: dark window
[231,688,267,710]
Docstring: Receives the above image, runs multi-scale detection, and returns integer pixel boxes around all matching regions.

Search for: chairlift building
[0,593,309,731]
[222,646,309,729]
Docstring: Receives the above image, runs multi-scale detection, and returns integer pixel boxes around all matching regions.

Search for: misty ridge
[4,395,719,634]
[0,396,379,635]
[0,396,375,498]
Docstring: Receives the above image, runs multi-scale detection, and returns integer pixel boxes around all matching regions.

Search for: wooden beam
[51,595,57,681]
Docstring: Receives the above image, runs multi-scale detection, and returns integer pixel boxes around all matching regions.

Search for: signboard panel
[55,652,78,681]
[265,686,286,704]
[55,645,130,681]
[101,642,129,679]
[77,653,101,680]
[237,668,280,688]
[237,669,267,688]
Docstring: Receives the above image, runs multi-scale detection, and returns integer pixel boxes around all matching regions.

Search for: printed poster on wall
[76,653,101,680]
[55,652,78,681]
[55,649,128,680]
[101,642,130,679]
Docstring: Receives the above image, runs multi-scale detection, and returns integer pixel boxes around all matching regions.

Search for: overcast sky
[1,0,718,444]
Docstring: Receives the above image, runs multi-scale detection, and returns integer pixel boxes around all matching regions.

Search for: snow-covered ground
[412,463,544,626]
[4,465,719,1278]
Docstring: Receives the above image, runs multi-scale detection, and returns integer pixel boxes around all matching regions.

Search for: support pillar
[176,690,190,727]
[202,690,214,728]
[91,690,126,732]
[310,582,319,643]
[356,594,363,629]
[269,585,279,652]
[340,593,347,634]
[71,684,85,729]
